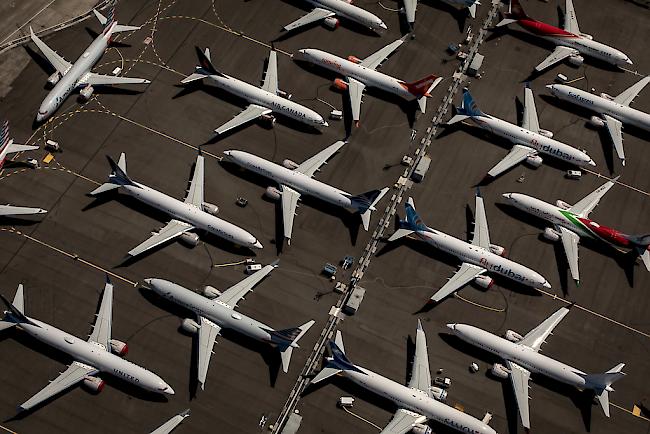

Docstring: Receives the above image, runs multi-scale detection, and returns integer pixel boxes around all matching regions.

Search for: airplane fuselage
[469,114,594,167]
[307,0,386,31]
[121,180,261,249]
[413,227,550,289]
[548,84,650,132]
[342,364,496,434]
[18,317,171,393]
[205,73,326,128]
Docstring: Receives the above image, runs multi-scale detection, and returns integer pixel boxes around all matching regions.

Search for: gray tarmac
[0,0,648,433]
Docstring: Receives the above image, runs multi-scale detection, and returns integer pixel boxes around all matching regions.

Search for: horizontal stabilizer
[89,182,120,196]
[446,114,470,125]
[596,389,610,417]
[311,366,341,384]
[180,72,208,84]
[112,24,141,33]
[276,320,315,373]
[0,320,16,332]
[496,18,517,27]
[388,228,414,242]
[356,187,389,231]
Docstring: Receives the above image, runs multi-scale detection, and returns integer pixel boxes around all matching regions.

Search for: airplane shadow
[422,0,469,33]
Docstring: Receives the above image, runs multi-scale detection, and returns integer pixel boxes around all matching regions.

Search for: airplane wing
[403,0,417,24]
[184,154,204,207]
[505,360,532,429]
[558,226,580,283]
[261,50,279,95]
[487,144,536,178]
[0,205,46,216]
[361,38,405,71]
[407,320,432,396]
[430,262,486,303]
[534,46,579,72]
[347,77,366,123]
[518,307,570,352]
[602,114,625,165]
[295,141,345,178]
[87,278,113,350]
[613,76,650,107]
[81,73,150,86]
[283,7,335,32]
[568,176,618,217]
[521,86,540,133]
[563,0,580,34]
[127,219,195,258]
[281,185,301,243]
[471,192,490,249]
[29,27,72,75]
[150,409,191,434]
[19,361,98,411]
[7,143,39,153]
[214,104,272,136]
[215,262,278,308]
[380,408,427,434]
[197,316,221,390]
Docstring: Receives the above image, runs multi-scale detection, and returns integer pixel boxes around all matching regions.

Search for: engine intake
[411,424,433,434]
[538,129,554,139]
[79,85,94,101]
[47,72,61,86]
[430,386,447,402]
[202,202,219,215]
[265,186,281,200]
[109,339,128,356]
[568,54,584,67]
[489,243,506,257]
[333,78,348,91]
[282,159,299,170]
[179,232,200,247]
[491,363,509,379]
[556,200,571,210]
[589,115,605,128]
[474,275,494,289]
[323,16,340,29]
[347,55,362,64]
[261,113,276,126]
[525,155,543,168]
[543,227,560,242]
[203,285,222,298]
[83,376,105,393]
[181,318,200,334]
[504,330,523,343]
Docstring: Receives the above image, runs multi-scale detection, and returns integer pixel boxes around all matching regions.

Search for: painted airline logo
[479,257,527,283]
[567,91,594,106]
[113,368,141,383]
[322,57,343,71]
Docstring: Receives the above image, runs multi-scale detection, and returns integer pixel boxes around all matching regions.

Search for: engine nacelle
[203,285,222,298]
[556,200,571,210]
[109,339,128,356]
[277,89,292,100]
[83,376,105,393]
[491,363,509,379]
[202,202,219,215]
[525,155,543,168]
[430,386,447,402]
[504,329,523,343]
[600,92,614,101]
[474,274,494,289]
[589,115,605,128]
[261,113,276,126]
[265,186,281,200]
[568,54,584,67]
[323,16,340,29]
[79,85,94,101]
[489,243,506,256]
[181,318,200,334]
[333,78,348,91]
[282,159,299,170]
[47,72,61,86]
[347,55,362,64]
[543,227,560,242]
[580,33,593,40]
[179,232,200,247]
[411,424,433,434]
[538,128,554,139]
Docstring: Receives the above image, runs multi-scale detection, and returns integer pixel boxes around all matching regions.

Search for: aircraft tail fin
[90,153,135,195]
[387,197,427,241]
[270,320,315,373]
[467,2,478,19]
[496,0,527,26]
[403,74,442,98]
[93,5,140,34]
[456,88,484,117]
[351,187,389,231]
[311,331,364,384]
[581,363,625,417]
[0,284,36,329]
[623,233,650,271]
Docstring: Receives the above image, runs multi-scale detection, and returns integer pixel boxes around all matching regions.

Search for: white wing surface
[534,46,579,72]
[361,38,404,70]
[128,219,194,258]
[403,0,417,24]
[521,86,540,133]
[471,193,490,249]
[407,319,432,396]
[281,185,301,243]
[380,408,427,434]
[558,226,580,283]
[613,76,650,107]
[430,262,486,303]
[216,262,277,308]
[150,409,191,434]
[487,144,536,178]
[87,278,113,349]
[261,51,279,94]
[603,114,625,165]
[214,104,272,136]
[82,73,150,86]
[347,77,366,123]
[7,143,39,153]
[563,0,580,34]
[518,307,570,352]
[197,316,221,390]
[283,8,335,32]
[29,27,71,74]
[505,360,532,429]
[184,154,204,207]
[0,205,46,216]
[296,141,345,177]
[568,176,618,217]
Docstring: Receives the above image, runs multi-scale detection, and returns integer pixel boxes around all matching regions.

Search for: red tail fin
[506,0,528,19]
[401,74,439,97]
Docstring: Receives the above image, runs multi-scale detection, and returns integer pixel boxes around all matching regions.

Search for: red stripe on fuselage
[577,217,631,247]
[517,18,578,38]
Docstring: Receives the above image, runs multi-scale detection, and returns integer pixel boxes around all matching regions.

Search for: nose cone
[502,193,513,201]
[588,158,596,167]
[293,49,308,62]
[378,21,388,30]
[446,323,456,331]
[626,58,633,65]
[542,280,552,289]
[253,240,263,249]
[162,384,175,395]
[321,120,329,127]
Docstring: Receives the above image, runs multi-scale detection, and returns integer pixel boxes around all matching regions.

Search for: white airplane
[503,176,650,284]
[90,152,262,259]
[294,38,441,125]
[387,192,551,303]
[144,262,314,389]
[283,0,387,33]
[150,409,190,434]
[181,47,327,138]
[403,0,480,29]
[448,307,626,429]
[30,7,150,122]
[446,86,595,180]
[496,0,632,72]
[0,279,174,412]
[222,141,388,245]
[547,77,650,166]
[311,322,497,434]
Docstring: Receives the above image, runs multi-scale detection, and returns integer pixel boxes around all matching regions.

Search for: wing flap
[518,307,570,352]
[197,316,221,390]
[506,360,532,429]
[558,226,580,283]
[19,362,97,411]
[127,219,194,258]
[380,408,427,434]
[184,154,204,207]
[487,144,536,178]
[471,193,491,249]
[281,185,301,243]
[87,279,113,349]
[534,46,579,72]
[261,51,279,94]
[216,262,278,308]
[430,262,486,303]
[522,86,540,133]
[29,27,71,74]
[568,176,618,217]
[603,114,625,165]
[283,8,335,32]
[407,320,432,396]
[563,0,580,34]
[347,77,366,123]
[361,38,404,70]
[214,104,271,136]
[296,141,345,177]
[82,73,150,86]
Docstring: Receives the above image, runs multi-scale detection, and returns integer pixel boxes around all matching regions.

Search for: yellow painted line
[455,293,506,312]
[341,406,381,431]
[612,402,650,422]
[0,424,17,434]
[213,259,248,268]
[584,170,649,197]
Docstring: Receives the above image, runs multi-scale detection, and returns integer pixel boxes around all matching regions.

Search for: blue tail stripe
[405,203,427,231]
[458,89,484,117]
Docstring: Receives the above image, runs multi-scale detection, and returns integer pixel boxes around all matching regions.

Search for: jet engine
[474,275,494,289]
[109,339,128,356]
[525,155,543,168]
[489,243,506,256]
[47,72,61,86]
[79,85,94,101]
[568,54,584,67]
[347,55,362,64]
[580,33,593,40]
[261,113,276,126]
[202,202,219,215]
[504,330,523,343]
[543,227,560,242]
[323,16,340,29]
[265,186,281,200]
[203,285,222,298]
[430,386,447,402]
[490,363,510,379]
[599,93,614,101]
[181,318,200,334]
[411,424,433,434]
[333,78,348,91]
[556,200,571,210]
[83,376,105,393]
[179,232,200,247]
[277,89,292,100]
[282,159,299,170]
[589,116,605,128]
[538,129,554,139]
